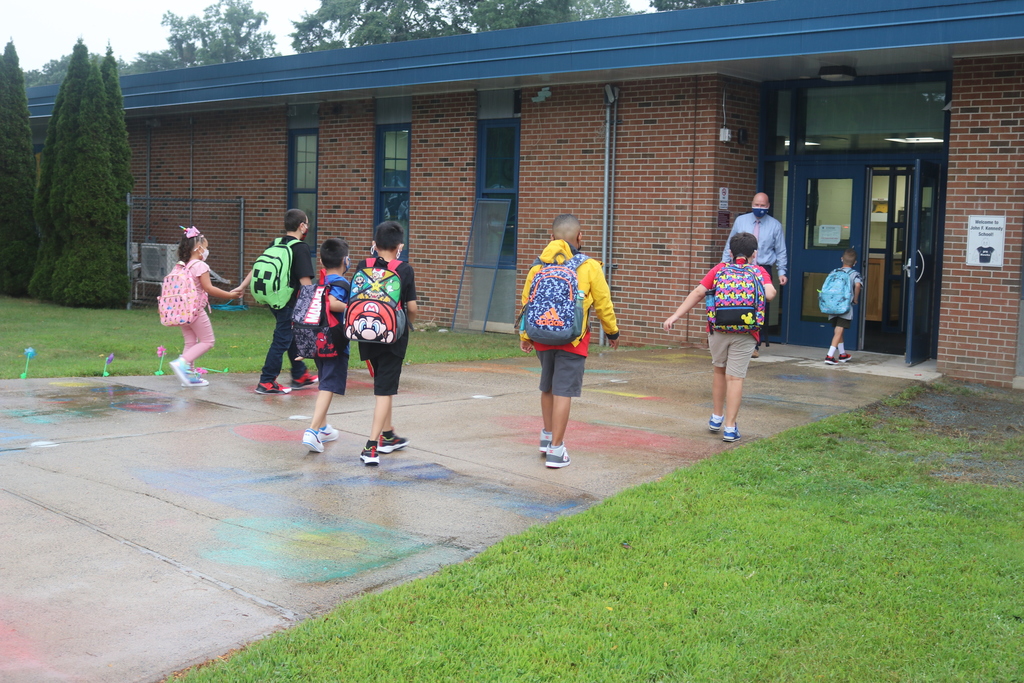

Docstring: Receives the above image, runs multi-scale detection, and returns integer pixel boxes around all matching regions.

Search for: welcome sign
[966,216,1005,267]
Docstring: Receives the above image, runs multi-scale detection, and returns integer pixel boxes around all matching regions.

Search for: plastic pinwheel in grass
[21,347,36,379]
[155,346,167,375]
[102,353,115,377]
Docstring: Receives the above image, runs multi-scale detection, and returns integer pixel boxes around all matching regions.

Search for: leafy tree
[25,51,130,89]
[30,40,91,300]
[571,0,637,21]
[292,0,467,52]
[650,0,762,11]
[163,0,278,67]
[50,60,128,307]
[471,0,573,32]
[0,42,39,296]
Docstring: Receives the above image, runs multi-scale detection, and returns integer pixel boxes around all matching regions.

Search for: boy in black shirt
[356,221,418,465]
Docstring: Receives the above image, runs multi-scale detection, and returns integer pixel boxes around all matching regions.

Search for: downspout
[189,117,194,226]
[601,84,619,345]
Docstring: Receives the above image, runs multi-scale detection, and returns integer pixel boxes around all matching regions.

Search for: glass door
[785,165,867,349]
[905,160,942,365]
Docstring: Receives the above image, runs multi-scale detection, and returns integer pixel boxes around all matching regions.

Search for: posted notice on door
[966,216,1005,267]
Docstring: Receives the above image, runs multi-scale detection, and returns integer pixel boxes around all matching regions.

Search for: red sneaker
[290,371,318,388]
[837,353,852,363]
[255,381,291,395]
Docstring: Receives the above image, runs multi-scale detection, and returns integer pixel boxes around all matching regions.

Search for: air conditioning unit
[140,243,178,281]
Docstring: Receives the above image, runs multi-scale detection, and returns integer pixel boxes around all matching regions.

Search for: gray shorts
[537,349,586,397]
[707,332,757,379]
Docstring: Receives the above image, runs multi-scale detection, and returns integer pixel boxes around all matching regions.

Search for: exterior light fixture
[531,87,551,103]
[818,65,857,82]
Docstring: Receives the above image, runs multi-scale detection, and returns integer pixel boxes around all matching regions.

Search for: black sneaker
[378,434,409,454]
[837,353,852,363]
[824,356,839,365]
[360,444,379,466]
[255,381,291,394]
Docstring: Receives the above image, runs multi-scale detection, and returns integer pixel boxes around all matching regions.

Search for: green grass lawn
[0,296,522,379]
[168,385,1024,682]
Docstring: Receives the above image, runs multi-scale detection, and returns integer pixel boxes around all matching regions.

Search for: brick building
[27,0,1024,387]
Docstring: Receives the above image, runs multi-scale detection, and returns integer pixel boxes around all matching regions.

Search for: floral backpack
[158,261,208,326]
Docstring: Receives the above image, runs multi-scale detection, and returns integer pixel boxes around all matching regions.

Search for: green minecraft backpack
[249,237,295,309]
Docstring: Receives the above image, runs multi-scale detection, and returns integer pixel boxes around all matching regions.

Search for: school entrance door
[784,161,941,364]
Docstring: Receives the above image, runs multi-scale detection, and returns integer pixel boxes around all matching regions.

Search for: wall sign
[966,215,1005,267]
[817,224,842,246]
[718,187,729,211]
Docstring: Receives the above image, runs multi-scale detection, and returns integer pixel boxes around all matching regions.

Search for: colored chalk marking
[30,441,59,448]
[234,424,308,442]
[473,395,493,399]
[586,388,664,400]
[289,415,312,420]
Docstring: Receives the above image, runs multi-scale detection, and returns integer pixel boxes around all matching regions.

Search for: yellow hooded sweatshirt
[520,239,619,351]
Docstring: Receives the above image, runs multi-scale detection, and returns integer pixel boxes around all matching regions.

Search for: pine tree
[30,40,91,300]
[50,60,129,306]
[101,47,133,205]
[0,42,38,296]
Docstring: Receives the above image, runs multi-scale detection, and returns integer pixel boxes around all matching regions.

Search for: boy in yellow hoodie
[519,214,620,469]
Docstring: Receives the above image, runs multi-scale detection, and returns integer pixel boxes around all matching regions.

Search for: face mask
[200,248,209,261]
[752,208,768,218]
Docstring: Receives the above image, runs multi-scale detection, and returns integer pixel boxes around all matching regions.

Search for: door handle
[903,258,912,278]
[915,249,925,283]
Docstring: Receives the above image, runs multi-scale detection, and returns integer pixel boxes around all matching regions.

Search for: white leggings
[180,310,215,364]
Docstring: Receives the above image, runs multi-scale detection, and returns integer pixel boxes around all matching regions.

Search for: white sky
[7,0,652,73]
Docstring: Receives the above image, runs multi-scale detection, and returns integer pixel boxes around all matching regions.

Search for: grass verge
[172,385,1024,682]
[0,296,522,379]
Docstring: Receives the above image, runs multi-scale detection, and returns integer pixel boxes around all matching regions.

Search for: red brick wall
[518,76,760,347]
[408,92,477,321]
[127,107,289,281]
[317,100,376,250]
[940,56,1024,386]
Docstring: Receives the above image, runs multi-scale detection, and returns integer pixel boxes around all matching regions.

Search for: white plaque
[817,224,842,245]
[966,216,1005,267]
[718,187,729,211]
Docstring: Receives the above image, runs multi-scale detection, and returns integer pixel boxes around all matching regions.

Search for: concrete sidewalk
[0,345,934,682]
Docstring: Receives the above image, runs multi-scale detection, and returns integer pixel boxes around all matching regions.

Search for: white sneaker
[183,373,209,387]
[318,424,339,443]
[545,444,570,469]
[302,428,324,453]
[169,357,191,385]
[539,430,552,454]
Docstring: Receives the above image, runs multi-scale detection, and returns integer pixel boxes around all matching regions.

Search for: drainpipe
[601,84,619,346]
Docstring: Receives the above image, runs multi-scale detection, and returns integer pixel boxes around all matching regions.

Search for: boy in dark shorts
[825,248,863,365]
[302,238,351,453]
[520,214,620,469]
[357,221,418,465]
[662,232,776,443]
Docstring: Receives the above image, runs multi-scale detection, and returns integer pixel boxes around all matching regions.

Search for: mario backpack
[344,258,407,344]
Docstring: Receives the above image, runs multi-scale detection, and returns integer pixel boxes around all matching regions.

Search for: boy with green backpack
[232,209,319,394]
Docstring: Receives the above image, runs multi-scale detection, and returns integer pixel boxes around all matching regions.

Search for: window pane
[484,126,515,189]
[381,191,409,228]
[292,192,317,250]
[802,82,946,153]
[293,134,317,190]
[767,90,791,155]
[804,178,852,249]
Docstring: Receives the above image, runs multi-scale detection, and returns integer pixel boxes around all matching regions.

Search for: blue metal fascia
[27,0,1024,119]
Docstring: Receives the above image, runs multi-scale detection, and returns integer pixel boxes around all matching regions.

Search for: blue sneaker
[722,425,741,442]
[708,415,724,432]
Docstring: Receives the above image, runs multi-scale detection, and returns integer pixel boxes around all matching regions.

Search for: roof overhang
[27,0,1024,121]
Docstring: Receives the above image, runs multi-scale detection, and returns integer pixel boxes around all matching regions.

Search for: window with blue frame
[289,129,318,251]
[376,124,410,250]
[477,119,519,267]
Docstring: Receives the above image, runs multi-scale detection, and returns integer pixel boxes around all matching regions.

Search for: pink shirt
[700,257,772,343]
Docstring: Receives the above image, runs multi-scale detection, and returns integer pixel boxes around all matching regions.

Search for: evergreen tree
[50,61,128,307]
[30,40,91,300]
[0,42,39,296]
[102,48,134,209]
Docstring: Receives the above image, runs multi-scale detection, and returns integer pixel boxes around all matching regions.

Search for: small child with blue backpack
[301,238,352,453]
[821,248,863,365]
[662,232,776,442]
[519,214,619,469]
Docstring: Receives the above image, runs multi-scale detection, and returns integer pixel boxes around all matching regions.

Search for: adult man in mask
[721,192,787,356]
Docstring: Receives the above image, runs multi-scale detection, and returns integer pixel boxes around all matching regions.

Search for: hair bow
[181,225,201,238]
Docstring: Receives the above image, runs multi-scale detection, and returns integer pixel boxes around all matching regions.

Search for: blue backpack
[520,252,589,345]
[818,268,854,316]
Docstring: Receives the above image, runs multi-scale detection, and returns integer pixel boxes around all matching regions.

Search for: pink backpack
[158,261,208,326]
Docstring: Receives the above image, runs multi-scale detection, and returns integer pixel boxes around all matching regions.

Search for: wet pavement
[0,345,936,682]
